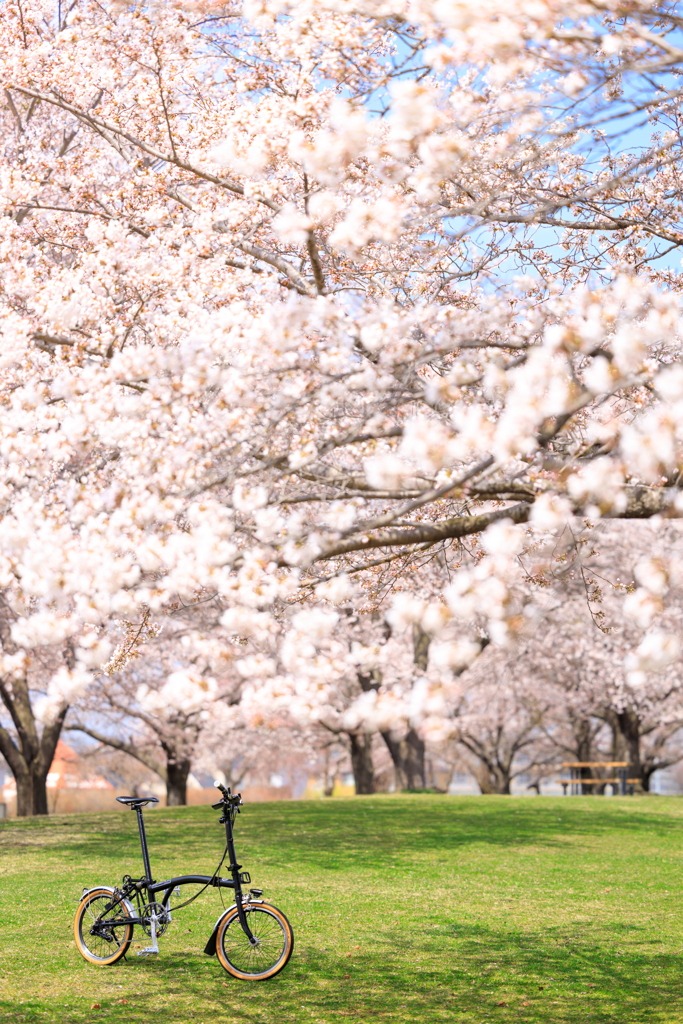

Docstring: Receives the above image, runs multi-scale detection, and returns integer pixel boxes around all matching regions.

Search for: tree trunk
[349,732,375,794]
[472,763,494,794]
[379,623,429,791]
[637,722,683,794]
[14,767,50,817]
[322,745,341,797]
[572,715,597,795]
[471,762,511,795]
[413,623,430,673]
[166,757,191,806]
[608,707,641,786]
[0,676,67,817]
[426,756,445,792]
[381,728,427,790]
[32,768,49,815]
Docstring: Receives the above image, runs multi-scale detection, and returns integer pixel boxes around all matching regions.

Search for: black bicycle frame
[114,795,256,944]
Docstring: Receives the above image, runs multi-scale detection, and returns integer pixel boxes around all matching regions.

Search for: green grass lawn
[1,794,683,1024]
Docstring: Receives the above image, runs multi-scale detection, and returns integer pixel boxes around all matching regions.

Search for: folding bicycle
[73,783,294,981]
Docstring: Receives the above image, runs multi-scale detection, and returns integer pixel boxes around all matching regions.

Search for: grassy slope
[1,794,683,1024]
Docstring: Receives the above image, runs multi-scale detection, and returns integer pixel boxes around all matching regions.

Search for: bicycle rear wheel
[216,903,293,981]
[74,888,133,966]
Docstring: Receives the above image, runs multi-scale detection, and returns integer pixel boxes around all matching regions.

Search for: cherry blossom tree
[195,713,320,796]
[444,648,556,795]
[68,622,239,805]
[74,740,161,798]
[4,1,683,811]
[0,597,107,815]
[465,521,683,792]
[0,639,78,816]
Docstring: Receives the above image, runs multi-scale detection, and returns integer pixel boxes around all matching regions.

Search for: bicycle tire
[74,887,133,966]
[216,903,293,981]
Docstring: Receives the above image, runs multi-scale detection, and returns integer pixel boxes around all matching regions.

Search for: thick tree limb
[311,501,533,563]
[0,721,27,778]
[310,485,677,564]
[620,484,676,519]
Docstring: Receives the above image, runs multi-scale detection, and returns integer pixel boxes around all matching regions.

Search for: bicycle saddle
[116,796,160,807]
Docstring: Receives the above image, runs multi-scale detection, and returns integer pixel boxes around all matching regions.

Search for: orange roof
[52,740,79,766]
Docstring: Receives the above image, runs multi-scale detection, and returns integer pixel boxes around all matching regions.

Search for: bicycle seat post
[135,805,153,883]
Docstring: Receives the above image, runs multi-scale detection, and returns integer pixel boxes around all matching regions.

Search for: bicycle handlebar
[212,780,243,811]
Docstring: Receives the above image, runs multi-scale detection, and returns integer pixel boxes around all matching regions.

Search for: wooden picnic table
[557,761,638,795]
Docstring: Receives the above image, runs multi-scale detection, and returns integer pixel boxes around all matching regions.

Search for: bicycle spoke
[76,893,131,964]
[221,907,289,975]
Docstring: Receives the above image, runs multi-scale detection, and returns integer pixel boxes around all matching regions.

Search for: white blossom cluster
[0,0,682,754]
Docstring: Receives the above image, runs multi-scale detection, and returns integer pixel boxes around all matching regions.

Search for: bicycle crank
[138,902,169,956]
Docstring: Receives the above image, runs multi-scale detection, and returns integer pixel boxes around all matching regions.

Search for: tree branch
[10,85,280,213]
[310,501,533,564]
[68,722,167,780]
[308,484,677,564]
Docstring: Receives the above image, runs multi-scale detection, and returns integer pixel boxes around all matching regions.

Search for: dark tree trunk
[573,718,594,764]
[15,768,50,817]
[14,773,32,816]
[413,623,430,673]
[31,769,49,815]
[381,728,427,790]
[575,717,597,795]
[496,773,511,796]
[165,757,191,806]
[349,732,375,794]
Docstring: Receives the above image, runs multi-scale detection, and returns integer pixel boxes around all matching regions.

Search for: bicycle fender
[204,905,235,955]
[203,900,266,955]
[203,927,218,956]
[79,885,136,918]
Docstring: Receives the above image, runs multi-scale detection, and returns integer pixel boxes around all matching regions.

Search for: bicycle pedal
[137,948,159,956]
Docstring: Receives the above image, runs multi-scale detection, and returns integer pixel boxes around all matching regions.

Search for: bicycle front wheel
[216,903,293,981]
[74,888,133,966]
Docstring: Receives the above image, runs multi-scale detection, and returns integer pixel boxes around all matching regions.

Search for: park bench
[556,762,639,796]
